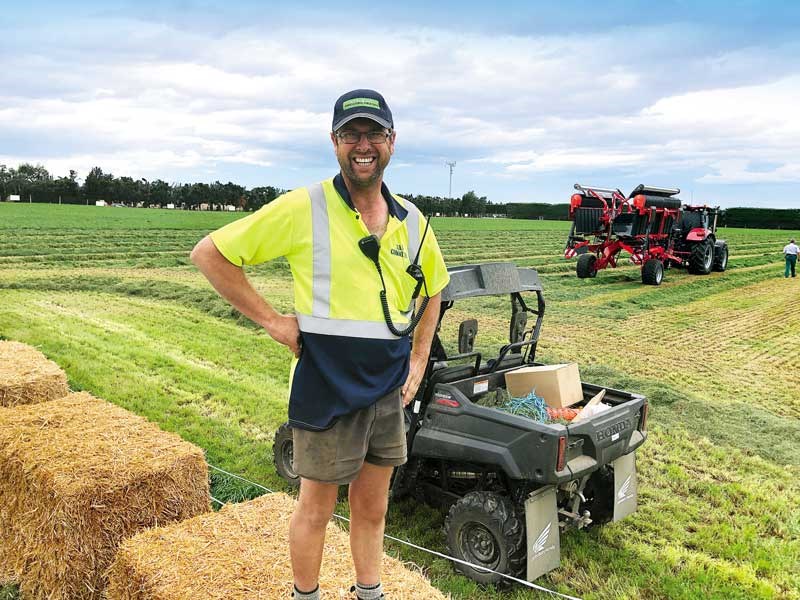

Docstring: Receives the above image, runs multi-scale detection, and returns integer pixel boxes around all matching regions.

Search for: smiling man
[190,89,449,599]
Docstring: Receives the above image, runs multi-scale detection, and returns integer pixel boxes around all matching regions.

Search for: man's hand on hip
[266,314,302,358]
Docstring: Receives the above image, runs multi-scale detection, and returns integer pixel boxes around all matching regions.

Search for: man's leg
[787,257,791,278]
[290,478,340,593]
[348,462,394,586]
[792,256,797,277]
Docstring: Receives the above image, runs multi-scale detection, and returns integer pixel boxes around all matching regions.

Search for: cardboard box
[505,363,583,408]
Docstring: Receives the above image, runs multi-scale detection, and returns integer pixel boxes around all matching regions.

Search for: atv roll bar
[441,263,542,301]
[437,264,545,372]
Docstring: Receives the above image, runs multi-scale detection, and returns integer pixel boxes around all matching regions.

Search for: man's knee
[294,480,338,529]
[349,485,389,523]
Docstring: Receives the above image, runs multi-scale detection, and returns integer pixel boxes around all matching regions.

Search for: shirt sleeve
[209,192,299,267]
[419,224,450,298]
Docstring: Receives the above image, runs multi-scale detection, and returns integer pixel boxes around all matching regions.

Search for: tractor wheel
[712,244,728,272]
[688,239,714,274]
[444,491,526,585]
[641,259,664,285]
[272,422,300,488]
[576,253,597,279]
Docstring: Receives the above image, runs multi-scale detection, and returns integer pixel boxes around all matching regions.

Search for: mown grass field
[1,202,799,600]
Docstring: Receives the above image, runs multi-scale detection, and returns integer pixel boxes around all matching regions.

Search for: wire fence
[206,463,582,600]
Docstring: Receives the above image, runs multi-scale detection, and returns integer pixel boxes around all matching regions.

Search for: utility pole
[446,161,456,198]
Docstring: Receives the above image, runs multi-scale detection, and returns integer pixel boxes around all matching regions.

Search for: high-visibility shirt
[210,173,450,430]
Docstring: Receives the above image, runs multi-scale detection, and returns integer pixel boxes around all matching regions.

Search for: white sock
[353,582,383,599]
[293,584,320,600]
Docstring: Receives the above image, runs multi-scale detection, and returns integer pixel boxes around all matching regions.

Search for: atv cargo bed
[413,366,647,485]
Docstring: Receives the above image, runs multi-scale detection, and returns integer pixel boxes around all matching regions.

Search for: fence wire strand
[207,462,582,600]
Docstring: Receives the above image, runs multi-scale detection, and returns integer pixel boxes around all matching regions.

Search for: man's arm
[401,292,442,406]
[190,236,301,356]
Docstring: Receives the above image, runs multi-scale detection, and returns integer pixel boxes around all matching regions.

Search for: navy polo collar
[333,173,408,221]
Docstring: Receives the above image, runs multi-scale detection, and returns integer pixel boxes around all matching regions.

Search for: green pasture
[1,202,798,600]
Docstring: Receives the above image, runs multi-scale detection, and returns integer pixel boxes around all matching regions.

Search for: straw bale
[0,340,69,407]
[107,492,449,600]
[0,392,210,599]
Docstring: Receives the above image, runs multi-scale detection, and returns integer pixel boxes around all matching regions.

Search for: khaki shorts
[292,388,408,485]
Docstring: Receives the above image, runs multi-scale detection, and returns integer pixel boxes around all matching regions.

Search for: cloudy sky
[2,0,800,207]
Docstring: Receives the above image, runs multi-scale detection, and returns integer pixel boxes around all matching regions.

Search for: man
[190,89,449,600]
[784,238,799,278]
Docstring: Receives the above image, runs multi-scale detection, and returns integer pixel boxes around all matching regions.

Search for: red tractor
[670,205,728,275]
[564,184,727,285]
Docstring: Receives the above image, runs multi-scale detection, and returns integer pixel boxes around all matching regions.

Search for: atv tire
[576,253,597,279]
[272,422,300,488]
[712,243,728,272]
[444,491,525,585]
[641,259,664,285]
[688,239,714,274]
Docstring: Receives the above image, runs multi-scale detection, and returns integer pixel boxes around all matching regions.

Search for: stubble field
[1,203,798,600]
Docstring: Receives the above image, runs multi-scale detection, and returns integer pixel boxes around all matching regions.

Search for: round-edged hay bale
[107,492,450,600]
[0,392,211,599]
[0,340,69,407]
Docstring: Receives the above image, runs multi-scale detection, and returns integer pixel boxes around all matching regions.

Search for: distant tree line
[721,207,800,230]
[2,163,798,228]
[398,190,505,217]
[0,164,283,211]
[506,203,571,220]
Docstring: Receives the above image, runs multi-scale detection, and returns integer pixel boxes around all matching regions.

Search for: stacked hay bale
[0,340,70,585]
[0,340,69,407]
[107,492,449,600]
[0,392,210,599]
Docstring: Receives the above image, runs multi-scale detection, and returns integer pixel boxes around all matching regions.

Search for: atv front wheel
[272,422,300,488]
[444,491,525,585]
[576,253,597,279]
[688,239,713,274]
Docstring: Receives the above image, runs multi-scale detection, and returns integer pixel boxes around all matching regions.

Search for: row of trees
[3,164,798,227]
[722,208,800,230]
[0,164,283,212]
[0,163,503,216]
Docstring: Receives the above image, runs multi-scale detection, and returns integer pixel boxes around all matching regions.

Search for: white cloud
[1,16,799,200]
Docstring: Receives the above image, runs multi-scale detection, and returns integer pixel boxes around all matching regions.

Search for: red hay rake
[565,184,727,285]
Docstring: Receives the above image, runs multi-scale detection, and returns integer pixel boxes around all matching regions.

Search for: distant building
[95,200,107,207]
[199,203,210,211]
[225,205,237,212]
[7,194,20,202]
[166,203,175,209]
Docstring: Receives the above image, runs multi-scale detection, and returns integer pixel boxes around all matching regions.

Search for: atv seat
[429,362,478,386]
[483,353,525,373]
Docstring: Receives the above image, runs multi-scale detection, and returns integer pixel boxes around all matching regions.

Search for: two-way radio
[359,214,432,337]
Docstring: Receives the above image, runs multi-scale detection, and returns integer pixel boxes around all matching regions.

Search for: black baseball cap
[332,89,393,131]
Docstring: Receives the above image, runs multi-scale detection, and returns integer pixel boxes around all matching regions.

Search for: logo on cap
[343,98,381,110]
